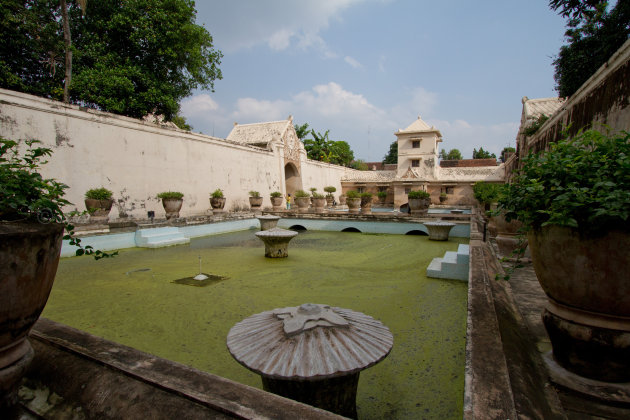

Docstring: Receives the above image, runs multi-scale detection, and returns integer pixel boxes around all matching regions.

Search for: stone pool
[45,229,468,419]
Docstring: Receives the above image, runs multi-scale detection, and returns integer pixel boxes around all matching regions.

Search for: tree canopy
[439,149,463,160]
[0,0,223,120]
[382,141,398,164]
[551,0,630,97]
[472,147,497,159]
[299,126,355,167]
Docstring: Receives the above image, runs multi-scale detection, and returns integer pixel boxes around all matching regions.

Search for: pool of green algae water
[43,229,468,419]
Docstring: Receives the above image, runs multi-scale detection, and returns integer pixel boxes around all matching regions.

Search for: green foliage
[551,0,630,97]
[0,0,223,120]
[472,147,496,159]
[301,129,355,166]
[473,182,502,206]
[85,187,113,200]
[324,186,336,195]
[377,191,388,199]
[0,137,116,259]
[248,191,260,198]
[270,191,283,198]
[360,192,373,198]
[210,189,224,198]
[350,159,369,170]
[498,129,630,235]
[439,149,463,160]
[312,192,325,199]
[157,191,183,200]
[522,114,550,137]
[500,147,516,163]
[294,123,310,140]
[345,190,360,199]
[294,189,310,198]
[309,187,317,194]
[382,141,398,164]
[407,190,430,199]
[171,115,193,131]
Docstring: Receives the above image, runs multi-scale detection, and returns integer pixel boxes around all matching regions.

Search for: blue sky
[181,0,568,162]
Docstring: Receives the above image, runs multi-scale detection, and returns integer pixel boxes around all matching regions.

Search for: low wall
[0,89,349,219]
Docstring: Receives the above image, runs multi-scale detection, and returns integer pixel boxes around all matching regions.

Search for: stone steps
[426,244,469,281]
[134,227,190,248]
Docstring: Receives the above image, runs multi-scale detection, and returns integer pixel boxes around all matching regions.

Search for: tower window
[412,140,420,148]
[411,159,420,167]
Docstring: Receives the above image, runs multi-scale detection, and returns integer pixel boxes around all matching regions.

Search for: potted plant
[360,192,373,213]
[248,191,263,211]
[346,190,361,214]
[157,191,184,220]
[0,138,115,409]
[498,129,630,382]
[439,192,448,204]
[84,187,114,222]
[377,190,387,204]
[270,191,284,210]
[324,186,336,206]
[339,193,347,206]
[309,187,318,204]
[311,192,326,212]
[210,189,226,213]
[294,189,311,213]
[407,190,431,216]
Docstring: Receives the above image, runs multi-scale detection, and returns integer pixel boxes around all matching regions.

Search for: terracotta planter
[295,197,310,213]
[0,221,64,408]
[360,196,372,214]
[249,197,263,211]
[210,197,226,213]
[528,225,630,382]
[408,198,430,216]
[270,196,284,211]
[84,198,113,221]
[346,198,361,214]
[162,198,183,219]
[312,197,326,212]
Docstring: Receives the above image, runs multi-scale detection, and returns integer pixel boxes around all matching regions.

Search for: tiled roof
[226,120,291,146]
[397,116,437,133]
[341,170,397,182]
[523,97,566,120]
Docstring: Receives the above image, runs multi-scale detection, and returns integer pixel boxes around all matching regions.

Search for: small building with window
[341,116,505,209]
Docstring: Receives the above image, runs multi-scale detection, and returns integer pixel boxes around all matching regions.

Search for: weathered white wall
[0,89,350,218]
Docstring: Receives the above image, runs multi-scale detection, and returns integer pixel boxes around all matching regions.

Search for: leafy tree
[500,146,516,162]
[350,159,369,171]
[294,123,310,140]
[439,148,463,160]
[0,0,223,120]
[551,0,630,97]
[328,141,354,166]
[301,128,356,167]
[382,141,398,164]
[171,115,192,131]
[472,147,497,159]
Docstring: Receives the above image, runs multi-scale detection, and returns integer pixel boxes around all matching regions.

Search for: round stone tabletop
[256,215,281,221]
[254,227,298,238]
[424,221,456,227]
[227,303,393,380]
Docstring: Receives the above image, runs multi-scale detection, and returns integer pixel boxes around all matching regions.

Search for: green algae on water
[44,229,468,419]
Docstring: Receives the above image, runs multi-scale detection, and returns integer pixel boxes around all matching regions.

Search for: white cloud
[180,94,219,116]
[232,97,291,122]
[344,56,363,69]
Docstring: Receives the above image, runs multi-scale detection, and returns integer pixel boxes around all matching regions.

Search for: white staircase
[134,227,190,248]
[426,244,469,281]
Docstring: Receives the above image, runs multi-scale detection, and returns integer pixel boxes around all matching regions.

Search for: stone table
[256,215,281,231]
[254,227,298,258]
[424,221,456,241]
[226,303,393,418]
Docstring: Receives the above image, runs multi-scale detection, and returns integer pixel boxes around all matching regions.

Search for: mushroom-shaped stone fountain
[255,227,298,258]
[256,215,281,231]
[423,221,456,241]
[227,303,393,418]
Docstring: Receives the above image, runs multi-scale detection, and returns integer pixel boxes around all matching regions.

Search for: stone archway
[284,162,302,196]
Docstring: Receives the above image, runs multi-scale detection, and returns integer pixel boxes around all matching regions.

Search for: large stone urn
[312,197,326,213]
[84,198,113,222]
[493,212,525,258]
[249,197,263,212]
[346,197,361,214]
[339,194,347,206]
[295,197,310,213]
[210,197,226,213]
[270,196,284,211]
[0,221,64,409]
[408,198,430,216]
[360,195,373,214]
[162,198,183,219]
[528,225,630,382]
